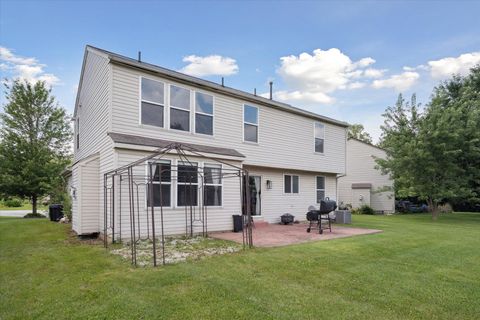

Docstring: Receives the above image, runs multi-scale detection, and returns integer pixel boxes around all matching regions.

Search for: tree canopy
[377,66,480,219]
[0,80,72,214]
[348,124,373,144]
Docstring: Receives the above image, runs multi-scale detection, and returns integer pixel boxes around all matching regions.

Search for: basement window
[141,78,165,127]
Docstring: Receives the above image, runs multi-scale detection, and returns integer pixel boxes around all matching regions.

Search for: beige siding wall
[338,139,394,212]
[246,166,337,223]
[72,155,101,234]
[72,166,80,232]
[72,49,115,234]
[110,149,242,240]
[110,64,346,174]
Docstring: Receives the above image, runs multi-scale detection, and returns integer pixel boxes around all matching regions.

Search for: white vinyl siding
[111,64,346,174]
[246,166,336,224]
[337,139,395,213]
[113,149,242,238]
[73,49,115,235]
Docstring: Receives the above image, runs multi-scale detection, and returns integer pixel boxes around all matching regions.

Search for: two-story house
[72,45,348,238]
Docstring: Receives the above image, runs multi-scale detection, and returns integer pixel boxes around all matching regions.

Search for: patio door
[248,176,261,216]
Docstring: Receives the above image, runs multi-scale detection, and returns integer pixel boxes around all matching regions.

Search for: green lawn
[0,200,47,211]
[1,214,479,319]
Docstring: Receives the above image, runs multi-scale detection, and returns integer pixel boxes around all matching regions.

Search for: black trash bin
[49,204,64,222]
[232,215,243,232]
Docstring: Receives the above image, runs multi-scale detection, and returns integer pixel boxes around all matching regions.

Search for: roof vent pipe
[254,88,257,96]
[269,81,273,100]
[221,77,224,87]
[138,51,142,62]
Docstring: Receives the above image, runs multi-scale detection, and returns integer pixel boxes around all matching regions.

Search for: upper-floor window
[284,174,299,194]
[147,160,172,207]
[141,78,165,127]
[76,118,80,149]
[316,176,325,203]
[314,122,325,153]
[169,85,190,131]
[244,105,258,143]
[195,92,214,135]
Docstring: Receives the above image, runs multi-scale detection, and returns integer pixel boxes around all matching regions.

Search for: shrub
[24,213,45,218]
[352,204,375,215]
[439,203,453,214]
[4,199,22,207]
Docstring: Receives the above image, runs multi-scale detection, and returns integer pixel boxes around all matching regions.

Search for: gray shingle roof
[108,132,245,158]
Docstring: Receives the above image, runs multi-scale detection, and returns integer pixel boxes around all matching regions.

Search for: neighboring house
[337,138,394,213]
[72,45,349,237]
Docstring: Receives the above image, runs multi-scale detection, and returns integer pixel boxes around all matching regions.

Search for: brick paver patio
[210,222,382,247]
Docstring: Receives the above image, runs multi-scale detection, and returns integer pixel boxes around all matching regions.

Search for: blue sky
[1,0,479,141]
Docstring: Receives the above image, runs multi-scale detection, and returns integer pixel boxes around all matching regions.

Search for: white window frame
[314,122,325,154]
[169,84,191,132]
[283,174,300,194]
[243,104,259,144]
[316,176,326,203]
[194,91,215,136]
[203,163,223,207]
[139,76,166,128]
[145,160,172,209]
[176,161,199,207]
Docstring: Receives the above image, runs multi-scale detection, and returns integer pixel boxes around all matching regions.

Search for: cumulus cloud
[181,54,239,77]
[274,48,384,104]
[372,71,420,91]
[428,52,480,79]
[0,46,59,86]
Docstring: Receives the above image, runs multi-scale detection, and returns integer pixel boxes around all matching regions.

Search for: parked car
[395,200,428,213]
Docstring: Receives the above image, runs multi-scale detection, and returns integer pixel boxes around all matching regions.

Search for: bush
[4,199,22,207]
[352,204,375,215]
[24,213,45,219]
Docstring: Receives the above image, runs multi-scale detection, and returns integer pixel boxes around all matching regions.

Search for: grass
[0,199,47,211]
[1,213,479,319]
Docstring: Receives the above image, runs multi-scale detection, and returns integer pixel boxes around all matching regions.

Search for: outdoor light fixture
[266,180,272,189]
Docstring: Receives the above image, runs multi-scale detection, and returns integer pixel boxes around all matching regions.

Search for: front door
[248,176,261,216]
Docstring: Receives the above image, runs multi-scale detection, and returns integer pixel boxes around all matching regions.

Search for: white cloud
[364,68,387,78]
[0,46,59,86]
[181,54,239,77]
[274,48,381,104]
[372,71,420,92]
[428,52,480,79]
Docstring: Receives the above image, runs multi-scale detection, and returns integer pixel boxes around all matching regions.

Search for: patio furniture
[306,199,337,234]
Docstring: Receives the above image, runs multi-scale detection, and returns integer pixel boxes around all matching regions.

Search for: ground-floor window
[177,162,198,207]
[284,174,299,194]
[147,160,171,207]
[203,164,222,206]
[316,176,325,203]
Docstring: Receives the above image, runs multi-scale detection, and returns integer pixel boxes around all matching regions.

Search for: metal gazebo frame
[103,143,253,266]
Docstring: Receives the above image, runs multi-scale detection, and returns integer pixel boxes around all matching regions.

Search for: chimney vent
[269,81,273,100]
[138,51,142,62]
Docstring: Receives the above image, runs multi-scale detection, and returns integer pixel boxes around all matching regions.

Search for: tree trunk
[427,198,438,220]
[32,195,37,215]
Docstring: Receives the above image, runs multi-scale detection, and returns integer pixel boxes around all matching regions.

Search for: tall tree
[377,67,480,219]
[348,124,373,144]
[0,80,72,214]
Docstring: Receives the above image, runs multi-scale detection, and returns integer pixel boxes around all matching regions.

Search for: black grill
[306,198,337,234]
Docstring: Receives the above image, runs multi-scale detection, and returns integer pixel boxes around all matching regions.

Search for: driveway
[0,210,47,218]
